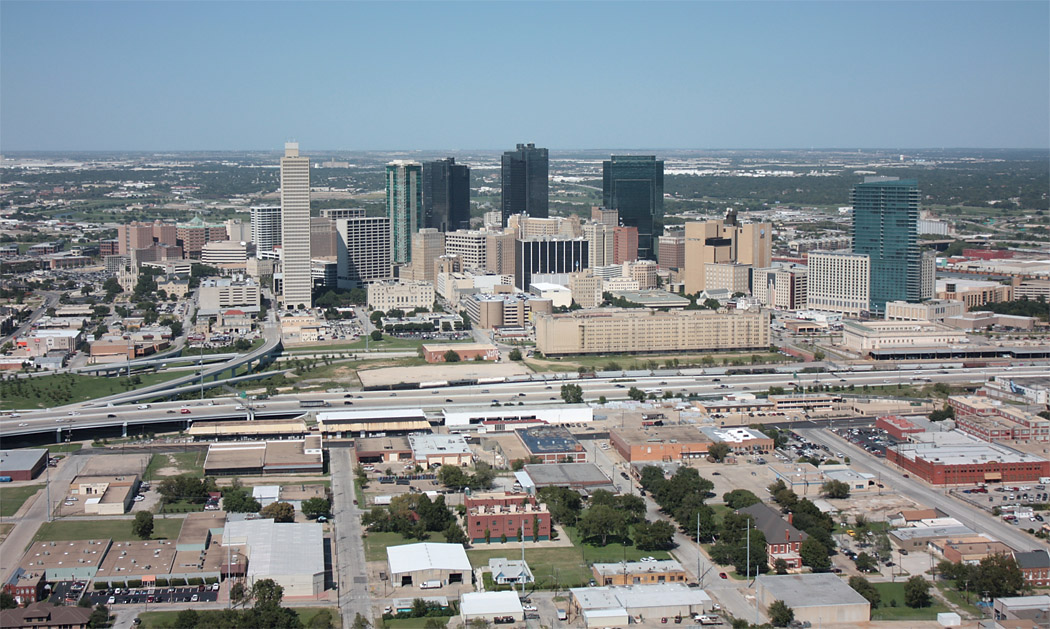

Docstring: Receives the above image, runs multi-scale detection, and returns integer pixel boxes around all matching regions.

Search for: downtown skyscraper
[280,142,312,309]
[386,160,423,265]
[422,157,471,232]
[851,177,921,314]
[501,143,548,226]
[603,155,664,260]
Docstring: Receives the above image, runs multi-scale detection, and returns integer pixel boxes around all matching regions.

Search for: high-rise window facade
[851,178,921,314]
[603,155,664,260]
[250,206,282,255]
[280,142,312,309]
[423,158,471,232]
[386,161,423,265]
[501,143,548,225]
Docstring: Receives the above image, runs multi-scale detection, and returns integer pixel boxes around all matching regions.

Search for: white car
[67,411,79,416]
[134,495,145,502]
[523,604,538,611]
[18,422,28,427]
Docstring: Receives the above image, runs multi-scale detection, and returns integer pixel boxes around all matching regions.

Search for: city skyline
[2,2,1048,151]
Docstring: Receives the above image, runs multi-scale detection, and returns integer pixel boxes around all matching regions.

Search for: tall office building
[583,223,615,268]
[280,142,312,309]
[603,155,664,260]
[851,177,921,314]
[386,160,423,265]
[657,231,685,270]
[422,158,471,232]
[501,143,548,225]
[682,210,772,294]
[336,211,392,288]
[406,228,446,283]
[250,206,282,255]
[807,251,871,317]
[515,237,588,290]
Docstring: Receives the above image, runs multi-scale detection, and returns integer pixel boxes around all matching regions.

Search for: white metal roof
[222,519,323,579]
[571,583,711,611]
[460,591,523,617]
[386,542,471,574]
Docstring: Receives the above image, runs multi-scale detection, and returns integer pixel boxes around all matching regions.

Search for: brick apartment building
[465,492,551,543]
[1016,549,1050,588]
[740,503,807,572]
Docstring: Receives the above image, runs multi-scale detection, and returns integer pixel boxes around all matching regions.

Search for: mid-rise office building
[569,271,604,308]
[280,142,312,309]
[603,155,664,260]
[851,177,921,314]
[198,277,261,313]
[935,279,1013,310]
[422,158,470,232]
[591,206,619,227]
[613,226,639,264]
[226,218,251,243]
[117,220,178,256]
[536,308,770,356]
[704,263,751,295]
[515,237,589,290]
[753,264,808,310]
[336,212,392,288]
[176,217,228,259]
[806,251,871,317]
[584,222,615,268]
[200,240,248,266]
[405,229,446,283]
[386,161,423,265]
[310,217,338,259]
[501,143,548,225]
[250,206,282,255]
[658,231,685,270]
[683,210,771,294]
[367,280,435,313]
[885,299,965,322]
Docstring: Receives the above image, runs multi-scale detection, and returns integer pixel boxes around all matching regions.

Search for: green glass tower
[386,160,423,265]
[851,177,921,314]
[602,155,664,260]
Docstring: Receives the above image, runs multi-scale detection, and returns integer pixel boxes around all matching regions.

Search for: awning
[141,575,156,583]
[984,472,1002,480]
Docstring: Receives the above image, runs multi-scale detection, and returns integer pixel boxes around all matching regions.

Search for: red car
[719,572,728,579]
[180,409,191,414]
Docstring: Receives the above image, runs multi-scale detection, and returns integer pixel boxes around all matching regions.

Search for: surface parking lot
[80,585,219,606]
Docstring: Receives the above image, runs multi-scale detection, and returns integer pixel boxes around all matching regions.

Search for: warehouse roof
[409,434,471,459]
[222,519,323,579]
[756,573,871,608]
[386,542,471,574]
[572,583,711,611]
[0,448,47,473]
[522,463,611,487]
[518,426,581,454]
[460,591,523,617]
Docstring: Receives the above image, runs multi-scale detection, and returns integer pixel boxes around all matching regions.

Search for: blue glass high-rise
[851,177,921,314]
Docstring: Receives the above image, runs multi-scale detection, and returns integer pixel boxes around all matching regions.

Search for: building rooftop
[1014,549,1050,570]
[386,542,471,574]
[891,525,977,541]
[571,583,711,611]
[607,290,691,308]
[740,503,806,544]
[409,434,472,459]
[592,560,684,577]
[522,463,612,487]
[519,426,582,455]
[461,591,524,617]
[613,425,710,446]
[755,573,870,608]
[78,454,150,477]
[222,519,324,579]
[176,511,226,549]
[95,540,177,580]
[891,431,1046,466]
[356,436,412,454]
[700,426,769,444]
[20,540,111,575]
[0,448,47,473]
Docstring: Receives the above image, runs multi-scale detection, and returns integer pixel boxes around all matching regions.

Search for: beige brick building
[683,213,771,294]
[535,308,769,356]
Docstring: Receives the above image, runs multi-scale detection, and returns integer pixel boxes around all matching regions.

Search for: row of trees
[767,479,836,572]
[362,493,467,545]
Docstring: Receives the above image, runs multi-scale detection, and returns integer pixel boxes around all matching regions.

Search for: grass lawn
[935,583,983,618]
[144,451,206,480]
[870,581,950,620]
[0,484,42,517]
[364,531,414,562]
[46,443,84,454]
[466,526,670,590]
[382,618,449,629]
[0,372,187,409]
[32,517,183,544]
[137,608,341,629]
[710,504,733,527]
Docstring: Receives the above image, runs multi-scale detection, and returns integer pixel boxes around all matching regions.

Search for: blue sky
[1,1,1047,151]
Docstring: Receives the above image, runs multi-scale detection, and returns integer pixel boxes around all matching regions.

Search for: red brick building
[0,449,48,481]
[2,568,46,605]
[740,503,807,572]
[1015,550,1050,588]
[887,434,1050,485]
[613,226,639,264]
[421,343,499,363]
[876,415,925,441]
[465,492,551,543]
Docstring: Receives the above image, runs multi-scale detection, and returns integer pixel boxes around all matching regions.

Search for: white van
[420,580,442,590]
[557,610,568,621]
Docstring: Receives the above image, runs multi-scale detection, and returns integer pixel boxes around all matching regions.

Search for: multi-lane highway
[3,364,1046,437]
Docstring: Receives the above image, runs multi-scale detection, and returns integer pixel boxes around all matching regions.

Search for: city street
[330,447,372,627]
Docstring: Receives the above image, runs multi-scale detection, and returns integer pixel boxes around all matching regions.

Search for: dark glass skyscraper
[423,158,470,232]
[851,177,921,314]
[602,155,664,260]
[501,143,548,225]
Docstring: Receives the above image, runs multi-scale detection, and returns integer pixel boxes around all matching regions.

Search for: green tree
[443,349,461,362]
[508,348,522,361]
[260,501,295,523]
[813,350,826,361]
[578,504,628,546]
[774,558,788,575]
[799,537,831,572]
[173,609,198,629]
[821,479,850,499]
[707,442,732,462]
[222,486,262,513]
[352,612,370,629]
[444,522,468,545]
[132,511,154,539]
[0,592,16,610]
[302,497,331,520]
[768,600,794,627]
[904,576,931,608]
[854,552,878,573]
[252,578,285,608]
[722,489,760,509]
[929,405,955,422]
[849,576,881,609]
[310,609,334,629]
[627,386,646,402]
[230,582,247,607]
[437,464,470,490]
[370,330,383,342]
[633,520,676,551]
[560,383,583,404]
[975,553,1027,598]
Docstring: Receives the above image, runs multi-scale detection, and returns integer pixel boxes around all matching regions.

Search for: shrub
[127,580,142,589]
[155,578,168,587]
[188,577,204,586]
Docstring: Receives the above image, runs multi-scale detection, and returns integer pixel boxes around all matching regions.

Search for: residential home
[740,503,807,572]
